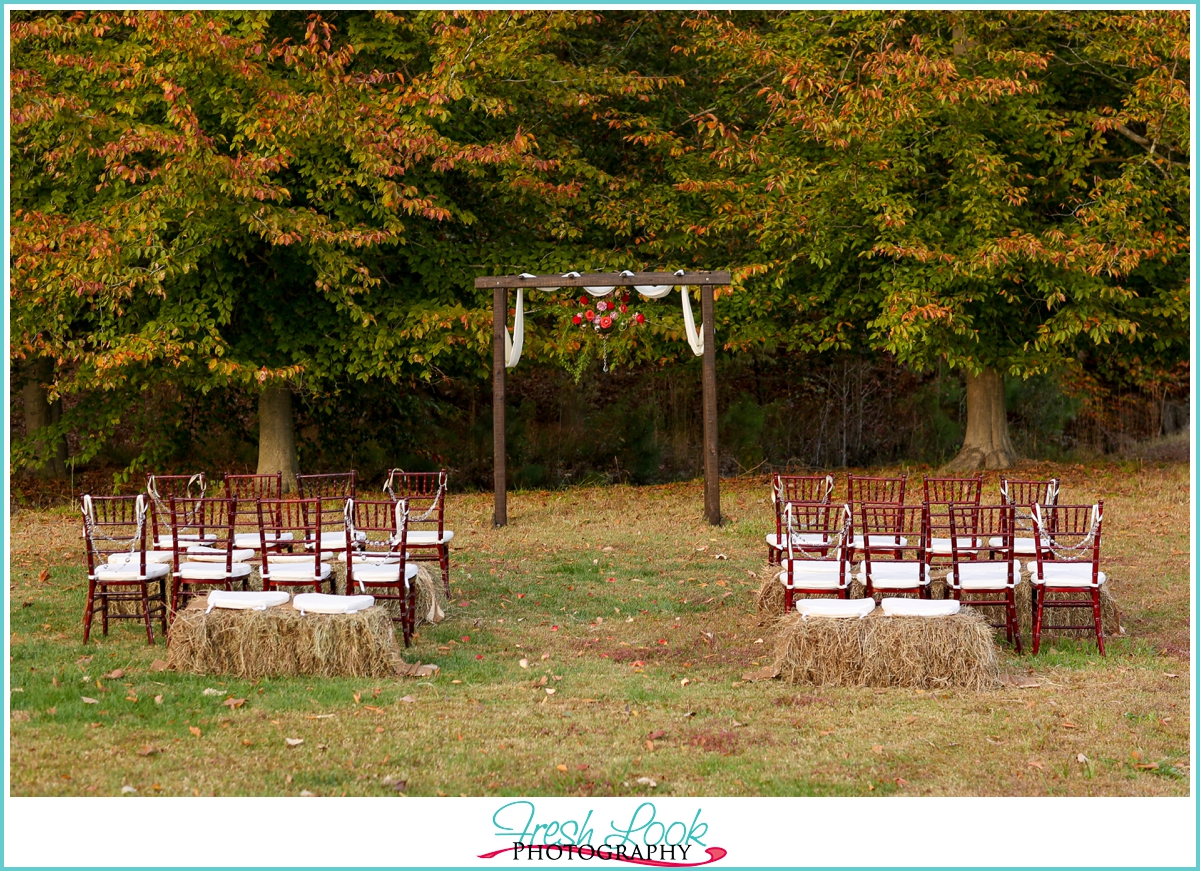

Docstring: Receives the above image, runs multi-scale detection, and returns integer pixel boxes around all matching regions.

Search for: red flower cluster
[571,290,644,334]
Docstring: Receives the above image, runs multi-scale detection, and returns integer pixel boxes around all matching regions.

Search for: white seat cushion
[947,561,1023,590]
[185,545,255,563]
[262,562,332,582]
[858,562,930,588]
[927,537,981,555]
[405,530,454,546]
[233,531,295,549]
[155,533,216,548]
[851,535,908,549]
[796,598,875,619]
[338,550,401,563]
[881,598,961,617]
[93,562,170,581]
[179,562,254,581]
[1027,562,1106,587]
[293,593,374,615]
[777,561,851,591]
[206,590,289,612]
[349,562,419,592]
[107,550,174,565]
[304,531,367,552]
[994,536,1047,555]
[766,532,832,550]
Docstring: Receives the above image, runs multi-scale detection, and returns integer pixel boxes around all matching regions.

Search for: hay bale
[772,609,1000,691]
[755,566,785,616]
[366,564,446,628]
[756,568,869,618]
[966,582,1123,643]
[167,601,403,678]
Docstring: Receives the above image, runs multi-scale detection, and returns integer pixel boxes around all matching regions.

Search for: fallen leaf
[223,697,246,710]
[375,727,385,734]
[577,764,590,771]
[741,665,779,682]
[201,688,224,696]
[645,740,655,751]
[556,764,568,772]
[1077,753,1089,764]
[154,695,163,705]
[399,695,416,703]
[300,790,315,797]
[103,669,126,680]
[1028,760,1044,770]
[121,785,136,794]
[1164,673,1179,678]
[242,739,253,746]
[75,656,93,665]
[125,695,137,702]
[518,659,529,669]
[1061,722,1078,729]
[895,777,910,787]
[680,678,691,687]
[137,745,160,757]
[149,659,168,672]
[545,688,556,695]
[461,636,470,643]
[648,730,667,740]
[753,638,763,644]
[81,697,98,705]
[819,730,835,737]
[285,737,304,747]
[306,713,336,720]
[188,726,202,738]
[1136,763,1160,770]
[353,692,362,704]
[636,776,657,788]
[541,652,551,661]
[871,745,884,754]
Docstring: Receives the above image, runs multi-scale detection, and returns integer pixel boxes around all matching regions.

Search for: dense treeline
[10,11,1189,488]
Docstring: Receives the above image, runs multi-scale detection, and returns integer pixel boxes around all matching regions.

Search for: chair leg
[82,580,96,643]
[1010,588,1023,655]
[1093,588,1105,657]
[439,546,450,598]
[1032,586,1044,655]
[141,584,155,645]
[100,590,109,637]
[783,587,793,612]
[158,580,169,634]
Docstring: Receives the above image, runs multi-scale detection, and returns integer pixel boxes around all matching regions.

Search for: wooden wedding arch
[475,271,732,528]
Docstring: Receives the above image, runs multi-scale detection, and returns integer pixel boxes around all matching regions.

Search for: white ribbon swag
[503,270,705,368]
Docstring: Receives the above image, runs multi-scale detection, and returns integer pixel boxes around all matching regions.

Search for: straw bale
[167,600,404,678]
[964,581,1122,643]
[366,564,446,628]
[755,567,868,618]
[772,608,1001,691]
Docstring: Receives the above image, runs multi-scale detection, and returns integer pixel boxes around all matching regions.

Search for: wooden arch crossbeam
[474,271,732,527]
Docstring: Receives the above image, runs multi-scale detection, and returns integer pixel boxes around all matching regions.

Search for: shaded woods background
[11,349,1187,499]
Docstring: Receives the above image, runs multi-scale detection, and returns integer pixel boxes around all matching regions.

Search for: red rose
[635,312,645,324]
[585,309,595,321]
[579,296,588,305]
[599,316,613,328]
[572,314,582,325]
[619,304,628,313]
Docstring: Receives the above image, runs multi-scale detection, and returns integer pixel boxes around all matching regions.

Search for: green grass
[8,461,1191,796]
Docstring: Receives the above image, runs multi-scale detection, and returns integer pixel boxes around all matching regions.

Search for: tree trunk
[944,368,1019,471]
[21,358,67,479]
[257,385,300,493]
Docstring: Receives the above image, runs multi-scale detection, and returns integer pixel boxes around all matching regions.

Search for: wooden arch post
[476,271,731,528]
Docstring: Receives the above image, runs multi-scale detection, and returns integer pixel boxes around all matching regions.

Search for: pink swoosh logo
[478,845,727,867]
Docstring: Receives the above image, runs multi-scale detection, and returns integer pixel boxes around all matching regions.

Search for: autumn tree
[648,10,1190,468]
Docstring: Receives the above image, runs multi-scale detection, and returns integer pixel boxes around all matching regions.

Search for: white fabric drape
[504,286,524,369]
[502,270,707,367]
[680,286,704,356]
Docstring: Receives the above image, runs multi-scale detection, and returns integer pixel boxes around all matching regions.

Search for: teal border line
[2,3,1195,870]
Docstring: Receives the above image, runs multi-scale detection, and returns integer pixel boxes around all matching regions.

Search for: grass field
[8,460,1191,796]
